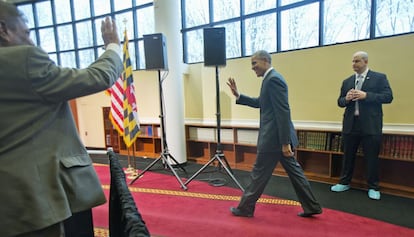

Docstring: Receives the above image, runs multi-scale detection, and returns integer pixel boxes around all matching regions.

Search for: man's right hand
[101,17,120,48]
[227,77,240,98]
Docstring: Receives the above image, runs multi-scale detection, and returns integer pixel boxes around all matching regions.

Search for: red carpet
[92,164,414,237]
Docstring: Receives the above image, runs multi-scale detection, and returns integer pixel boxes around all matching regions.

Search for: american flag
[108,76,124,135]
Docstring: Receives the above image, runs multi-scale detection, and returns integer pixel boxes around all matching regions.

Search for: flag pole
[121,18,135,175]
[121,18,141,179]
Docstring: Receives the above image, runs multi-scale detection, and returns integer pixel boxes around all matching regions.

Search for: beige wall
[76,70,160,147]
[186,33,414,124]
[78,33,414,148]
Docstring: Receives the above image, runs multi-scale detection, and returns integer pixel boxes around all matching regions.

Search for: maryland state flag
[121,30,140,147]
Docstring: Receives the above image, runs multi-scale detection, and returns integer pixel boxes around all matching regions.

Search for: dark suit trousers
[15,223,64,237]
[63,209,94,237]
[238,151,321,214]
[340,117,381,190]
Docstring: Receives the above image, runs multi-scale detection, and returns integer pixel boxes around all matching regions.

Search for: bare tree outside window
[185,0,209,28]
[39,27,56,53]
[137,7,155,38]
[60,51,76,68]
[93,0,111,17]
[281,2,319,51]
[280,0,304,6]
[114,0,132,12]
[73,0,91,20]
[216,22,241,59]
[376,0,414,37]
[76,21,94,48]
[186,29,205,63]
[57,24,74,51]
[244,0,276,15]
[323,0,371,45]
[36,1,53,27]
[245,13,277,56]
[78,49,95,68]
[213,0,240,22]
[54,0,72,24]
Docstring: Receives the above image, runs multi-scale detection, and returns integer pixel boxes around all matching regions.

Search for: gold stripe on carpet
[94,227,164,237]
[94,227,108,237]
[101,184,300,206]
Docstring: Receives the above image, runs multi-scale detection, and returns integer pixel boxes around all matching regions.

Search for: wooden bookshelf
[102,107,120,152]
[185,124,414,198]
[102,107,161,157]
[186,125,258,171]
[118,123,161,157]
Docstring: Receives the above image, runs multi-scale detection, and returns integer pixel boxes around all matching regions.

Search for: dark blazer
[237,69,298,152]
[0,45,123,237]
[338,70,393,135]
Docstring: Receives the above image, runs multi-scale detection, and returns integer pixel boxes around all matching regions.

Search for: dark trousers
[15,223,64,237]
[63,209,94,237]
[238,151,321,214]
[340,117,382,190]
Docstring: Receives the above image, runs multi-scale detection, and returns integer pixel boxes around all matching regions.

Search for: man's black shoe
[297,209,322,218]
[230,207,253,217]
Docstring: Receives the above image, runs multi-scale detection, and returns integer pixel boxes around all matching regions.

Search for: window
[182,0,414,64]
[323,0,371,45]
[376,0,414,37]
[213,0,240,22]
[244,13,277,56]
[17,0,154,70]
[281,2,319,51]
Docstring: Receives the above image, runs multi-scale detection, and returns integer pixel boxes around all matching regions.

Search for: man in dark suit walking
[227,50,322,218]
[331,51,393,200]
[0,2,122,237]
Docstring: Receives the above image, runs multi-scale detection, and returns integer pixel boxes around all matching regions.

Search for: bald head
[352,51,369,74]
[353,51,368,61]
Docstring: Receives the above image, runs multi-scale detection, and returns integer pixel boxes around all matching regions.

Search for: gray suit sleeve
[27,46,123,102]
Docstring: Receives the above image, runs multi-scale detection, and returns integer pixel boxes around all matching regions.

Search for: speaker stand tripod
[129,70,187,190]
[184,66,244,191]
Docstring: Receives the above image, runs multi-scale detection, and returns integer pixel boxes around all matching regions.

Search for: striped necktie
[354,74,363,115]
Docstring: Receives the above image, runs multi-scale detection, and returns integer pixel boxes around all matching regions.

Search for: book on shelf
[297,130,343,152]
[297,131,331,151]
[147,126,153,136]
[378,135,414,160]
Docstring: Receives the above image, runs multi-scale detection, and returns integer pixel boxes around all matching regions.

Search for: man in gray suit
[0,2,123,237]
[227,50,322,218]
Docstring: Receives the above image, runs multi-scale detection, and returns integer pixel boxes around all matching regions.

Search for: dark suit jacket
[338,70,393,135]
[0,45,123,237]
[237,69,298,152]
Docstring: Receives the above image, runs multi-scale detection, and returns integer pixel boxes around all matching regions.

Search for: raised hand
[101,17,120,48]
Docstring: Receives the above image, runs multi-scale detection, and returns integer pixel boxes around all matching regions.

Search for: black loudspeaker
[143,33,168,70]
[203,27,226,66]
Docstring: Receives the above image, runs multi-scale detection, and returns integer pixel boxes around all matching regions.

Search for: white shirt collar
[356,68,369,78]
[263,67,274,78]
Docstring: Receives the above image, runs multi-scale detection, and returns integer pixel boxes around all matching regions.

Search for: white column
[153,0,187,164]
